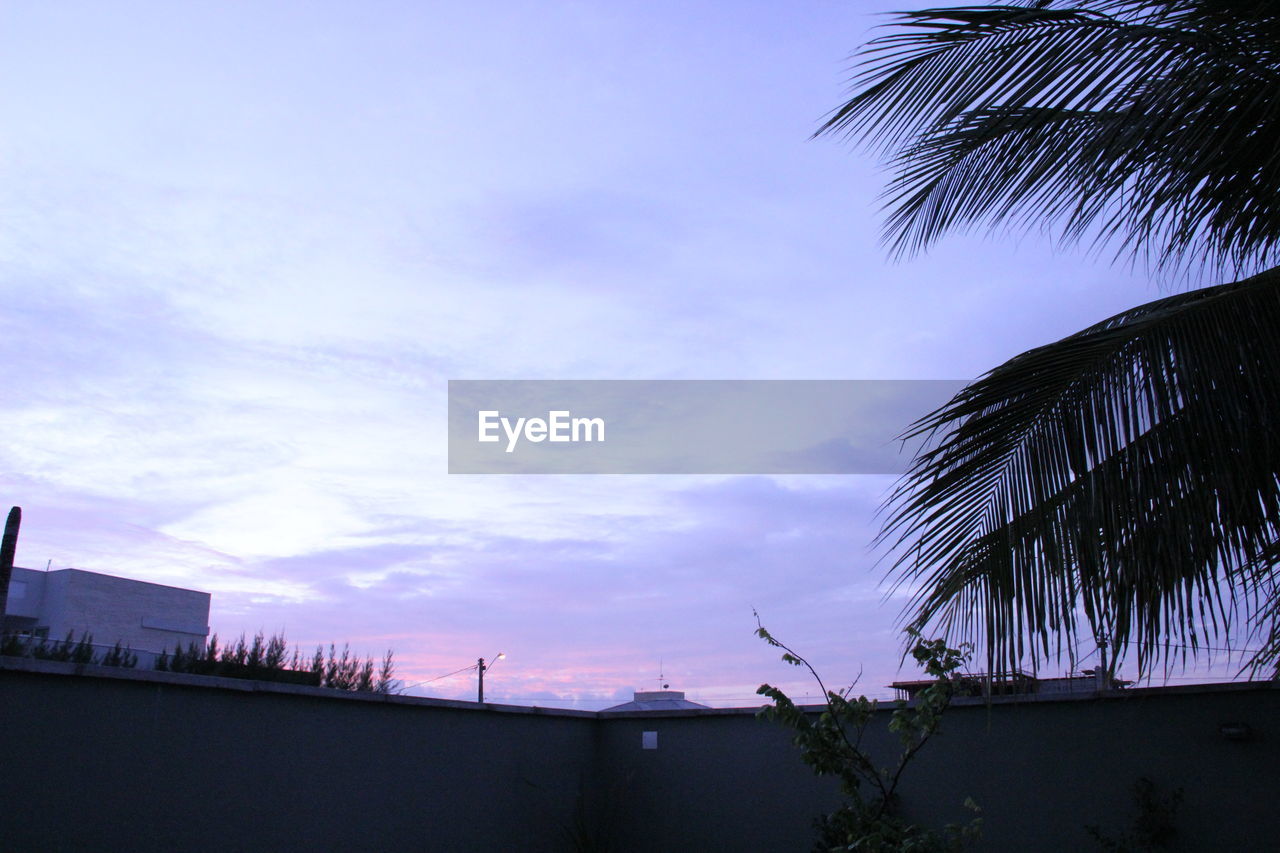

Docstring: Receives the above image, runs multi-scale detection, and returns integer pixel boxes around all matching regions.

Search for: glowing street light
[477,652,505,703]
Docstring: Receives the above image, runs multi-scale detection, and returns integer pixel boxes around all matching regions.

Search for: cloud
[0,0,1176,712]
[157,475,907,707]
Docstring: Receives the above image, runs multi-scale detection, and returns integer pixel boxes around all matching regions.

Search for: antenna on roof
[658,658,669,690]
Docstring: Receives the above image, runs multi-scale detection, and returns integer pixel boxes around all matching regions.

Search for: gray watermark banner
[448,380,968,474]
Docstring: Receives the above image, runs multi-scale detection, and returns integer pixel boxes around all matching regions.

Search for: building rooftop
[890,670,1133,700]
[602,689,710,712]
[3,565,210,662]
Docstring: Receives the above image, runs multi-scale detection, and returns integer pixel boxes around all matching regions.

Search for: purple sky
[0,1,1237,708]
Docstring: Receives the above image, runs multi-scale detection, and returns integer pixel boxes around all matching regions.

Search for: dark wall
[901,687,1280,851]
[590,711,840,852]
[0,665,595,853]
[599,687,1280,852]
[2,661,1277,852]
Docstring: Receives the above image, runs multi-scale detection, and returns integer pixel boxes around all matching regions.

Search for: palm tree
[820,1,1280,677]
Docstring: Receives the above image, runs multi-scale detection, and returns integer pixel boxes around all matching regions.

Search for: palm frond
[821,1,1280,277]
[882,266,1280,674]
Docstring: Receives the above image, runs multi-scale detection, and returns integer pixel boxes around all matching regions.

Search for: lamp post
[477,652,505,703]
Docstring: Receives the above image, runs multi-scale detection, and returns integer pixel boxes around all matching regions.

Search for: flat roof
[12,566,210,597]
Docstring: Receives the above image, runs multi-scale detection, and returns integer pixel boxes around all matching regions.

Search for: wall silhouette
[1,658,1275,851]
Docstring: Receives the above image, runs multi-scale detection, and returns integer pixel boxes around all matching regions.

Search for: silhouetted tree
[822,1,1280,675]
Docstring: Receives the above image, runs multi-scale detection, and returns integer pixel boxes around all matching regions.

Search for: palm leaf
[883,266,1280,674]
[821,1,1280,277]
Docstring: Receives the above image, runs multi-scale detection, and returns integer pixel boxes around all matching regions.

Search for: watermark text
[478,410,606,452]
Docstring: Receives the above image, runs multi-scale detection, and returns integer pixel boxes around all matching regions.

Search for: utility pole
[0,507,20,618]
[1096,635,1109,692]
[476,652,504,703]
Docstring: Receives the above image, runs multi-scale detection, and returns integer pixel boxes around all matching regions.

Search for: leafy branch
[755,613,980,852]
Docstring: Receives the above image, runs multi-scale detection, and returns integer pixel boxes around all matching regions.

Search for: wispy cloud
[1,0,1166,709]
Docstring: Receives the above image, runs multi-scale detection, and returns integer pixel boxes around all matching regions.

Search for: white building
[2,566,210,661]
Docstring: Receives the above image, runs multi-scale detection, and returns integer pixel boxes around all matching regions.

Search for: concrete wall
[0,660,594,853]
[1,659,1276,852]
[600,686,1280,851]
[591,710,841,851]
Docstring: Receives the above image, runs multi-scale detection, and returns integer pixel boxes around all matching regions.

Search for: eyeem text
[478,410,606,452]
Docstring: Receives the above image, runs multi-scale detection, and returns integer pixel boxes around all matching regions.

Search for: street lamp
[477,652,505,703]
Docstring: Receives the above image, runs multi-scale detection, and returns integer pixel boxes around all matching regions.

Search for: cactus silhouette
[0,506,20,619]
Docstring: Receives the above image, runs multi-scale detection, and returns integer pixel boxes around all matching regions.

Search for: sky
[0,0,1235,708]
